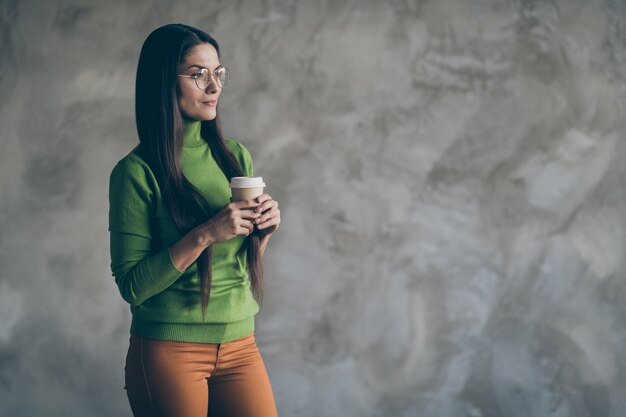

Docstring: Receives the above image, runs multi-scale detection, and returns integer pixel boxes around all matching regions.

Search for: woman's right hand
[200,199,262,245]
[170,199,262,272]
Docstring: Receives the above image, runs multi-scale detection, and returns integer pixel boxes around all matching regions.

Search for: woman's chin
[203,109,218,120]
[187,111,217,121]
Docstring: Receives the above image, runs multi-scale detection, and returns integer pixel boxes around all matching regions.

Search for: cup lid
[230,176,265,188]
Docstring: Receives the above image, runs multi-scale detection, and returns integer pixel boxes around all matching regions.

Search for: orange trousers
[124,332,278,417]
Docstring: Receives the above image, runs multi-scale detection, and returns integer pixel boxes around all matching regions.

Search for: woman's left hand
[253,194,280,236]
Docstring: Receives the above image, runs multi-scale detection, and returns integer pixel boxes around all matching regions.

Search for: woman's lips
[202,100,217,107]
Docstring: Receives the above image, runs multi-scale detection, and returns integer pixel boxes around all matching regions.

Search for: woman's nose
[205,79,219,94]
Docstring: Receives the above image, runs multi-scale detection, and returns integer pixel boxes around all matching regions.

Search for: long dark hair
[134,23,263,319]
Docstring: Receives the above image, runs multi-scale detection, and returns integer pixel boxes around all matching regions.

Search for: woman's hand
[170,200,261,271]
[201,199,262,245]
[253,194,281,237]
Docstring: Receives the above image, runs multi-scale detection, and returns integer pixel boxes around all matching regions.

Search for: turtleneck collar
[182,116,205,148]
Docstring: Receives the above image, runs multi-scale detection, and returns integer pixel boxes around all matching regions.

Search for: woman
[108,23,280,417]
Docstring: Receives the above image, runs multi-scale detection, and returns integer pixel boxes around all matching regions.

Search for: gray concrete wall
[1,0,626,416]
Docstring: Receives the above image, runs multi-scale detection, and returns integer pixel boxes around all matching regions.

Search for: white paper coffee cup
[230,176,265,201]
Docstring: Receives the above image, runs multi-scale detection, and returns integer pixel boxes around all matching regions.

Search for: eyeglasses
[177,66,230,89]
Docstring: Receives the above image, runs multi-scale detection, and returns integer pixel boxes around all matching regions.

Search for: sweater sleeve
[226,139,254,177]
[108,157,183,307]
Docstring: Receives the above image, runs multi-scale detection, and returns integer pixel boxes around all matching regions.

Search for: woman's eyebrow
[183,64,222,71]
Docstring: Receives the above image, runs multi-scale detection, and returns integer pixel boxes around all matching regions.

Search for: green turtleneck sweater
[108,119,259,343]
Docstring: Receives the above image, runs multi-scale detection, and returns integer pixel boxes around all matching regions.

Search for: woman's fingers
[254,194,275,213]
[227,200,261,220]
[238,219,255,236]
[232,199,261,210]
[255,198,278,214]
[255,206,279,224]
[258,218,279,230]
[256,207,281,230]
[255,193,272,204]
[240,209,262,220]
[224,196,280,235]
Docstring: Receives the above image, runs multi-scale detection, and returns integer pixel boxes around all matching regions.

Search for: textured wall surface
[1,0,626,416]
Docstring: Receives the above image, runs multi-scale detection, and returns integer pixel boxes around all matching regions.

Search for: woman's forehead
[180,43,220,69]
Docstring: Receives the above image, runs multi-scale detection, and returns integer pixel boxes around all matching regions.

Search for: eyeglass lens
[196,67,228,89]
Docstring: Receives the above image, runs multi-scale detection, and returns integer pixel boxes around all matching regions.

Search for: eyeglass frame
[177,66,230,89]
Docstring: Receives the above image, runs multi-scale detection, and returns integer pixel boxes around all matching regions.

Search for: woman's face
[176,43,222,121]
